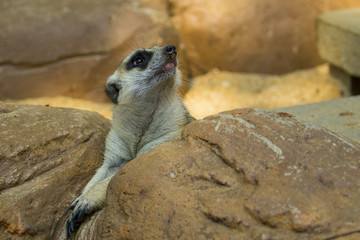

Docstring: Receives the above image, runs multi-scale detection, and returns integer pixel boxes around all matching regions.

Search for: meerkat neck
[111,89,178,158]
[112,89,175,129]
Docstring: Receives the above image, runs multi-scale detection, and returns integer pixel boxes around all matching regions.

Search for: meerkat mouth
[154,60,177,78]
[162,62,176,71]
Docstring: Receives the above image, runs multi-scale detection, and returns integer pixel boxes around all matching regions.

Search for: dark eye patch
[126,51,153,70]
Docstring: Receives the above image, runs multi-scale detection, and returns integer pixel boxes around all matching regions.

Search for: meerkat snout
[161,44,177,71]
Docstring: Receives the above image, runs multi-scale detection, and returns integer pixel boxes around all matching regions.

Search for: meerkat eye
[126,51,153,70]
[132,56,144,66]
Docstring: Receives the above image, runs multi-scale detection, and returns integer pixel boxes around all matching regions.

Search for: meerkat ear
[105,83,122,104]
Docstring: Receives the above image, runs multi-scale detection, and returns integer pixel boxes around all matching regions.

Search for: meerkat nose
[164,45,176,56]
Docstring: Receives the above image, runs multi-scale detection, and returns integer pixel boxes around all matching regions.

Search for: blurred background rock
[1,0,360,119]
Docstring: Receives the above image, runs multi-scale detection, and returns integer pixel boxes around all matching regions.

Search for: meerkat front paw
[65,195,98,237]
[64,179,109,237]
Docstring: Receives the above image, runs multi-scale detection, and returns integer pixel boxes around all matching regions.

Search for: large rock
[171,0,360,75]
[0,0,187,102]
[0,103,110,239]
[71,108,360,239]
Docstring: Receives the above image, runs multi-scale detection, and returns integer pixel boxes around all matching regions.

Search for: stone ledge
[317,8,360,77]
[274,96,360,143]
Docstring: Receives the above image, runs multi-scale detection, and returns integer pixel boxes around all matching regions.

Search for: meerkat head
[105,45,181,104]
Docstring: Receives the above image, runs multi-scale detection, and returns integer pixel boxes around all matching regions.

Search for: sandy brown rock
[184,65,342,119]
[74,108,360,240]
[0,0,187,102]
[0,103,110,239]
[171,0,360,75]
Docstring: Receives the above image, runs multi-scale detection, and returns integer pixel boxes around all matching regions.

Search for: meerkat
[64,45,194,237]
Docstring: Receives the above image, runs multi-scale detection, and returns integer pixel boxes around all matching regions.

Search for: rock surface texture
[2,0,360,102]
[1,105,359,239]
[0,0,184,101]
[68,108,359,240]
[0,103,111,239]
[170,0,360,75]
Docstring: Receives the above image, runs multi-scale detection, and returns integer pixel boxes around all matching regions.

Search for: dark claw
[66,214,79,237]
[64,200,78,216]
[66,205,89,237]
[77,208,86,221]
[66,219,74,237]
